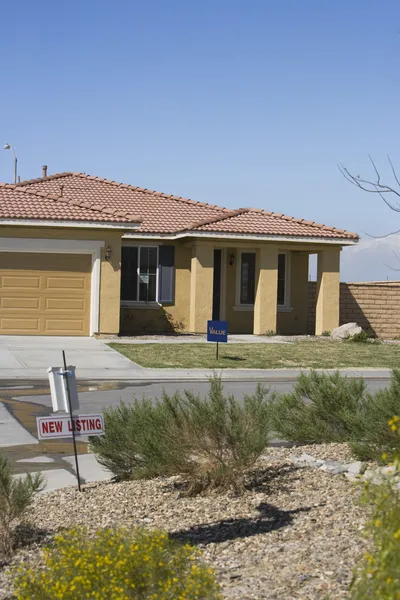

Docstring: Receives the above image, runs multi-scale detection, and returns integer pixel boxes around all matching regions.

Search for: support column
[315,247,341,335]
[253,245,278,335]
[189,243,214,333]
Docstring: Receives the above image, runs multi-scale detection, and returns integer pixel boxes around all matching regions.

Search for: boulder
[332,323,362,340]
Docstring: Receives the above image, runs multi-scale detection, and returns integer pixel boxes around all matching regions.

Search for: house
[0,171,359,337]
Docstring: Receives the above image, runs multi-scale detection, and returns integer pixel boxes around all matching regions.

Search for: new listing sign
[37,414,105,440]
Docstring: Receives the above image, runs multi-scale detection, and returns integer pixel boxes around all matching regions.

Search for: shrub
[350,420,400,599]
[350,374,400,461]
[321,330,331,337]
[89,397,179,481]
[91,377,272,494]
[269,370,366,444]
[347,330,378,343]
[13,526,221,600]
[264,330,276,337]
[270,370,400,461]
[159,377,272,494]
[0,453,44,559]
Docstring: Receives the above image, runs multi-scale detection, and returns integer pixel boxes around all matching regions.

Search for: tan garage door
[0,253,91,336]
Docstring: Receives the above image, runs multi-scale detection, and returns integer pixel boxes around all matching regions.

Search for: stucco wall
[308,281,400,339]
[0,225,123,335]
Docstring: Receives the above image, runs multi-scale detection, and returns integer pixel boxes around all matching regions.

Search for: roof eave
[0,218,141,230]
[123,231,359,245]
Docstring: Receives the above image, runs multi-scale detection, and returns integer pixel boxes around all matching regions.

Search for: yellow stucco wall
[0,228,340,337]
[0,225,123,334]
[225,249,310,335]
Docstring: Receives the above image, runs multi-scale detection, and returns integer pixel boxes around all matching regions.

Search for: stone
[289,454,324,466]
[332,323,363,340]
[347,461,365,476]
[319,460,349,475]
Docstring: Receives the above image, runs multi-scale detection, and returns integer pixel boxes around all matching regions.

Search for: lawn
[108,340,400,369]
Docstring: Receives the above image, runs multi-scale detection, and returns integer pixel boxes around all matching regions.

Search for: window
[240,253,256,304]
[121,246,158,302]
[277,253,286,305]
[238,251,289,307]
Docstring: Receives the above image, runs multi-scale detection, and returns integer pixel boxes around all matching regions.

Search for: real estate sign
[207,320,228,343]
[36,414,105,440]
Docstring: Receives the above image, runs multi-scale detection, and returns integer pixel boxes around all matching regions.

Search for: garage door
[0,253,91,336]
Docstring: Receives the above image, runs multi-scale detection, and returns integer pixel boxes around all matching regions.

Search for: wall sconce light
[229,253,235,266]
[105,245,112,261]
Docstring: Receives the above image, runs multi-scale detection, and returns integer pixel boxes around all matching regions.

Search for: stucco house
[0,171,359,337]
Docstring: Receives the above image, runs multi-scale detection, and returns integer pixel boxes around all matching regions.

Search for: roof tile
[0,172,359,240]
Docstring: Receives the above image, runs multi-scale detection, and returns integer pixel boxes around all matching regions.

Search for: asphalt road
[5,376,393,415]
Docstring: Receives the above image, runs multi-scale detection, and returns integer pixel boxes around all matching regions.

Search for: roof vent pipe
[42,165,48,178]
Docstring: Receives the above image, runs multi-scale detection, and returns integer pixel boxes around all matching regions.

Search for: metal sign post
[207,320,228,360]
[62,351,82,492]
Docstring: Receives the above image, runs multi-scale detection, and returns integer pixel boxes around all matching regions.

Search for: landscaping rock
[289,453,323,466]
[319,461,349,475]
[0,443,366,600]
[347,461,366,476]
[332,323,363,340]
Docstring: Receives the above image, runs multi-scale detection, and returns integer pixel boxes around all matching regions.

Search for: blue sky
[1,0,399,240]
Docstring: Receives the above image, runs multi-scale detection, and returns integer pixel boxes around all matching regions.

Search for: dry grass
[108,340,398,369]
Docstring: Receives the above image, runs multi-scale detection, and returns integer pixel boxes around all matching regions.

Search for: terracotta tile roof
[187,208,357,239]
[0,182,141,224]
[7,172,358,240]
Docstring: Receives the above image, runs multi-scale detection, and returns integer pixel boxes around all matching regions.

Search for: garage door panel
[1,276,41,289]
[1,318,40,331]
[44,319,87,333]
[0,252,91,336]
[45,298,86,311]
[1,297,40,310]
[45,276,87,291]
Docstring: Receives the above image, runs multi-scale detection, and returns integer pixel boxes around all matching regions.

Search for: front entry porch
[189,242,341,336]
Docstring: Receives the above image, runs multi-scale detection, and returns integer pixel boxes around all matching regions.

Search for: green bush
[269,370,366,444]
[347,330,377,343]
[89,397,178,481]
[270,370,400,461]
[91,377,272,494]
[350,427,400,600]
[13,526,221,600]
[0,453,44,559]
[158,377,272,494]
[350,375,400,461]
[321,330,331,337]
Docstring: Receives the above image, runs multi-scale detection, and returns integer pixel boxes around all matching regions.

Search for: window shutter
[158,246,175,304]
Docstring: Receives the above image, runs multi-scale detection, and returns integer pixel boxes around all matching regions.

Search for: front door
[212,249,222,320]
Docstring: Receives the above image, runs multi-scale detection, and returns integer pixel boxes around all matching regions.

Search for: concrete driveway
[0,336,142,380]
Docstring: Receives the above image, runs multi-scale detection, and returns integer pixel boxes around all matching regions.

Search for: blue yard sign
[207,321,228,343]
[207,321,228,360]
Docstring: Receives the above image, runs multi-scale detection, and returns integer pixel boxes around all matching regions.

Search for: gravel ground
[0,443,368,600]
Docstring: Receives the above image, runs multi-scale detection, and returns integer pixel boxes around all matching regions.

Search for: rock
[289,454,324,467]
[332,323,363,340]
[345,472,359,482]
[347,461,365,476]
[319,462,349,475]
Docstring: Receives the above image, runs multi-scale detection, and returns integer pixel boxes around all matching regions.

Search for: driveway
[0,336,143,380]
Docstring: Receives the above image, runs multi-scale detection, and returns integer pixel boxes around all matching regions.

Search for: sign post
[42,353,105,492]
[207,320,228,360]
[62,350,82,492]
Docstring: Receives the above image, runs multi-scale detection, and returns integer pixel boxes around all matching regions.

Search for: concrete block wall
[308,281,400,339]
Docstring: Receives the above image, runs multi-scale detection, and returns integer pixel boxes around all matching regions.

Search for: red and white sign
[36,414,105,440]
